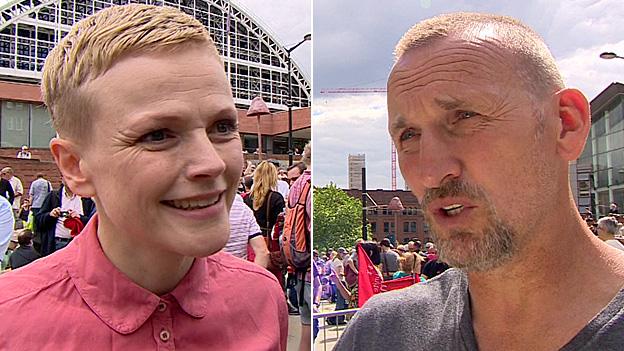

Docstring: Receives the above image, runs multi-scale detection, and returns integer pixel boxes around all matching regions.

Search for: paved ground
[314,301,350,351]
[287,314,302,351]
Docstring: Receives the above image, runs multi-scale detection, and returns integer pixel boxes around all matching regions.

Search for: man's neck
[468,208,624,351]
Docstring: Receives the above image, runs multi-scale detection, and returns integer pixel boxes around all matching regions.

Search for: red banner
[382,275,418,291]
[357,243,383,307]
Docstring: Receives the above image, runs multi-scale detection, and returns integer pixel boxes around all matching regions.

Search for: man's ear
[49,138,96,197]
[555,88,591,161]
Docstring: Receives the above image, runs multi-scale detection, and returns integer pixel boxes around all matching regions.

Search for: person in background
[268,159,289,200]
[0,195,14,269]
[597,216,624,251]
[28,173,52,217]
[224,193,269,268]
[1,167,23,228]
[35,181,96,255]
[16,146,32,159]
[379,238,400,280]
[287,162,307,185]
[286,143,312,351]
[243,161,256,176]
[609,202,619,215]
[244,161,285,240]
[0,176,14,206]
[7,229,40,270]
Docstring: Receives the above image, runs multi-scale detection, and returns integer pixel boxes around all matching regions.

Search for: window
[30,104,55,148]
[370,222,376,233]
[1,101,29,147]
[1,101,57,148]
[383,222,390,233]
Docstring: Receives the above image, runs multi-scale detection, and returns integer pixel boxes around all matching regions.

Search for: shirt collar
[65,214,211,334]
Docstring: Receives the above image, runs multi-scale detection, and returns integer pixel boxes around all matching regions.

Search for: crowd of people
[311,235,453,341]
[316,204,624,338]
[222,143,312,351]
[0,170,96,271]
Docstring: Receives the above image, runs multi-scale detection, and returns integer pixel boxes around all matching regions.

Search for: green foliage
[313,183,363,251]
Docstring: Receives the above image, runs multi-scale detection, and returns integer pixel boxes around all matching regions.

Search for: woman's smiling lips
[161,191,226,219]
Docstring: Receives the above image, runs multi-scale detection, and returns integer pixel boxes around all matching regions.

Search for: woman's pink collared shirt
[0,215,288,350]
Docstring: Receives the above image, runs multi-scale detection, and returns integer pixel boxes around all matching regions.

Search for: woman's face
[76,44,243,258]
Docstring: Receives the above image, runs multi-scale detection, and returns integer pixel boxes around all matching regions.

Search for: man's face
[287,167,302,184]
[79,43,242,258]
[387,36,558,271]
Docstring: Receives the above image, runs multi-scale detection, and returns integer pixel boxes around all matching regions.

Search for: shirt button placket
[153,300,175,350]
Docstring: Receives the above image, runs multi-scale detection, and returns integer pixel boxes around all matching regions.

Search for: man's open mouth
[162,194,221,210]
[441,204,464,216]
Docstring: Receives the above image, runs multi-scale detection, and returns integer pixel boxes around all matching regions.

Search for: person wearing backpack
[282,143,312,351]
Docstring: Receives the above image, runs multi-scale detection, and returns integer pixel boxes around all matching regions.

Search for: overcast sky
[234,0,311,79]
[313,0,624,190]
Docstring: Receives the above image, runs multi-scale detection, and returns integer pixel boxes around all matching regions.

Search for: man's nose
[415,132,461,190]
[185,133,227,179]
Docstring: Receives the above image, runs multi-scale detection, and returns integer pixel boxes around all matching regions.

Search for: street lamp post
[388,196,404,245]
[600,52,624,60]
[285,33,311,166]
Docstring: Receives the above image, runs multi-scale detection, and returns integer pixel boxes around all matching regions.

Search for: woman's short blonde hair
[41,4,217,140]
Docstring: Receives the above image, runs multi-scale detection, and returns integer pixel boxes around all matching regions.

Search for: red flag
[382,275,418,291]
[358,243,383,307]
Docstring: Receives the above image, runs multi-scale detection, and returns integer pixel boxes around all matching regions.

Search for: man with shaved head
[335,12,624,350]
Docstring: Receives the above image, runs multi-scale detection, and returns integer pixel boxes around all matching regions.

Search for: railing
[313,308,359,351]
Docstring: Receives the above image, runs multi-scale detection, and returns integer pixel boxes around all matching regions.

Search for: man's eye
[399,128,418,142]
[457,111,478,119]
[138,129,172,143]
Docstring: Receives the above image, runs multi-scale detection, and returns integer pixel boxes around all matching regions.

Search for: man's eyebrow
[434,97,465,110]
[389,115,408,133]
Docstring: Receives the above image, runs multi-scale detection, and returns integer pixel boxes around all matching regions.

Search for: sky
[313,0,624,190]
[234,0,311,79]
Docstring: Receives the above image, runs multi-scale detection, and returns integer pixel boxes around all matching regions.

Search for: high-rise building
[573,82,624,216]
[348,153,366,190]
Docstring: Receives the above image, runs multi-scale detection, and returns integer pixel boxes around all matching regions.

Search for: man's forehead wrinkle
[391,45,504,88]
[390,59,495,99]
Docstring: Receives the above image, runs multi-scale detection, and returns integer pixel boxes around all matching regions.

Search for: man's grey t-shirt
[333,269,624,351]
[380,250,400,272]
[28,178,51,209]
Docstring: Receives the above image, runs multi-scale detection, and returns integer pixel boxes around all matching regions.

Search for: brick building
[343,189,430,245]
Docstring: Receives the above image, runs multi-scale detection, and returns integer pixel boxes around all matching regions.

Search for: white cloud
[314,94,402,189]
[558,39,624,101]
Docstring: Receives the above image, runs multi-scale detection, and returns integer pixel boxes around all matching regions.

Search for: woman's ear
[49,137,96,197]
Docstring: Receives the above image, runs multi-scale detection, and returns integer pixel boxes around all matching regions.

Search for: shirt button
[157,302,167,312]
[159,329,170,342]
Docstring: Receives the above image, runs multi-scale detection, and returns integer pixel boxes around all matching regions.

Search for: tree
[313,183,363,251]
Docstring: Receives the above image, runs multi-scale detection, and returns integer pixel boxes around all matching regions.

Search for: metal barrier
[313,307,359,351]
